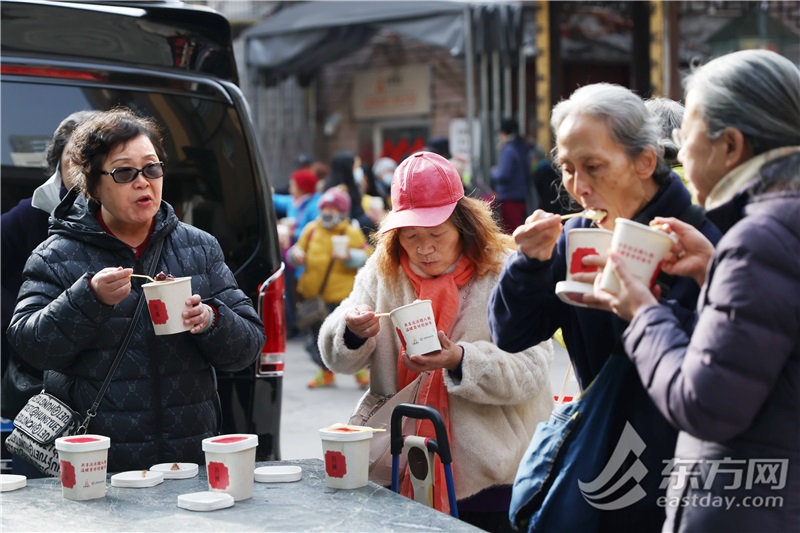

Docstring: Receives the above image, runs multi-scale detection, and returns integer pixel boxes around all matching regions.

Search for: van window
[1,79,262,275]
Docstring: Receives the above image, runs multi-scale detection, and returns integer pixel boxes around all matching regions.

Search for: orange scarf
[397,252,474,514]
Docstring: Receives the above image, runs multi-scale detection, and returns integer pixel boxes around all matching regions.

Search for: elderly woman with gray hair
[489,83,722,531]
[645,97,685,168]
[592,50,800,532]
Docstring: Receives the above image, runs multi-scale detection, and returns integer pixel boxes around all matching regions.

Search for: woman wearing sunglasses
[7,107,265,473]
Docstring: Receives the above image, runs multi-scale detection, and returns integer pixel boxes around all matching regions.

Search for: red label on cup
[570,247,599,275]
[149,300,169,325]
[208,461,230,489]
[395,327,407,350]
[63,437,100,443]
[649,260,665,288]
[61,461,76,488]
[212,436,247,444]
[325,450,347,478]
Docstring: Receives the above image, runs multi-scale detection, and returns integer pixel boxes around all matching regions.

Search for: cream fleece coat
[318,251,554,500]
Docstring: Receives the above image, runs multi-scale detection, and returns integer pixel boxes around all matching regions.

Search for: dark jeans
[458,510,515,532]
[304,303,339,370]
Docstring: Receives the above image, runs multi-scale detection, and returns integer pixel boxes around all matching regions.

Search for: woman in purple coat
[591,50,800,532]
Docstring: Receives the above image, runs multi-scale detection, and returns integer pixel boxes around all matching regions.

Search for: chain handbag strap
[78,238,164,433]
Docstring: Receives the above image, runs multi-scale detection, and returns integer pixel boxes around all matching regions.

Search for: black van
[1,0,286,464]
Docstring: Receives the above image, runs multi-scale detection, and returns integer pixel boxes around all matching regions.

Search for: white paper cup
[369,196,385,212]
[142,277,192,335]
[202,434,257,501]
[556,228,614,307]
[389,299,441,356]
[599,218,677,294]
[319,425,373,489]
[331,235,350,259]
[55,434,111,501]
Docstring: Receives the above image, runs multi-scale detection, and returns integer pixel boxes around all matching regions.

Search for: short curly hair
[68,107,166,204]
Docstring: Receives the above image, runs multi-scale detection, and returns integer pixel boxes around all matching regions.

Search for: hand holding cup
[650,217,715,287]
[589,252,659,321]
[401,331,463,373]
[182,294,213,334]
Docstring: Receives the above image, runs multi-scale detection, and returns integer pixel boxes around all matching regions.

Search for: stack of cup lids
[0,474,27,492]
[110,470,164,488]
[150,462,199,479]
[177,491,235,512]
[254,465,302,483]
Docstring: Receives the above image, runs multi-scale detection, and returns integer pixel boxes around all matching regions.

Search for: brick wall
[316,33,469,163]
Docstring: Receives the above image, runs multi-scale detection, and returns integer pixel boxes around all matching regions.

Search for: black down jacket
[7,190,264,471]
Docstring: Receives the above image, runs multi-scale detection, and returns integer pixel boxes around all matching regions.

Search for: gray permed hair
[550,83,669,183]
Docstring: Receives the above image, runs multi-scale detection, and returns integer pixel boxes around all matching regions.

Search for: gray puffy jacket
[7,190,264,471]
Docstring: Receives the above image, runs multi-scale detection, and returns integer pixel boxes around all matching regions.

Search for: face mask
[352,167,364,185]
[381,172,393,188]
[321,213,345,229]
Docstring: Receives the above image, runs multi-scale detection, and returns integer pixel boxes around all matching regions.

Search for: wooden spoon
[561,208,607,221]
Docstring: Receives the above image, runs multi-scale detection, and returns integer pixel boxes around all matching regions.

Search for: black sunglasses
[100,161,165,184]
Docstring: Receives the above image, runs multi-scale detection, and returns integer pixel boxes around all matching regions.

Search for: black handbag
[5,239,162,477]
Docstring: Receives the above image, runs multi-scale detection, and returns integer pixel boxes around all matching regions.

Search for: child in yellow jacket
[288,187,371,388]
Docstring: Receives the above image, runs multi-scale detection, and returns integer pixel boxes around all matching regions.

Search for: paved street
[279,335,573,461]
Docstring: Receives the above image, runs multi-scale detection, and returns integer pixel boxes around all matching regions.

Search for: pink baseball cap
[381,151,464,233]
[318,186,351,213]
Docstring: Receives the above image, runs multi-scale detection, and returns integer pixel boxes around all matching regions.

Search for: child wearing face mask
[288,187,372,388]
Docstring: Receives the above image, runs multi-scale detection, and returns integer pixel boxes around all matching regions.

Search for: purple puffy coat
[624,165,800,532]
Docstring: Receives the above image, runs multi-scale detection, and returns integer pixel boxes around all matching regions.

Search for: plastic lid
[55,434,111,453]
[555,280,594,308]
[202,434,258,454]
[110,470,164,488]
[0,474,27,492]
[150,462,199,480]
[254,465,302,483]
[177,491,235,512]
[319,425,373,442]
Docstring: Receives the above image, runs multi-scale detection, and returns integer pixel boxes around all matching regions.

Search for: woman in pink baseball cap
[317,151,554,529]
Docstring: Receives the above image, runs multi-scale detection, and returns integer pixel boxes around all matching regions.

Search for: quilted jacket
[7,189,264,471]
